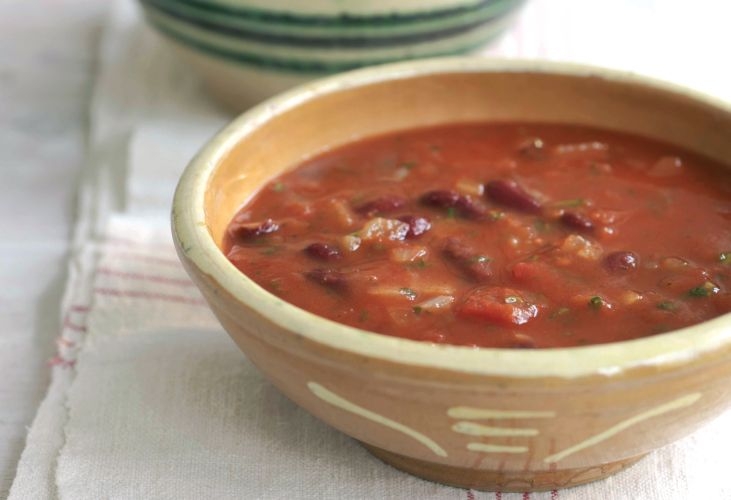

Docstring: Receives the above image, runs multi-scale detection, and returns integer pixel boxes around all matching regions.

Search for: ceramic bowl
[138,0,526,110]
[172,58,731,492]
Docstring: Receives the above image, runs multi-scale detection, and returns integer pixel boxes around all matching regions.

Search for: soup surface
[223,123,731,348]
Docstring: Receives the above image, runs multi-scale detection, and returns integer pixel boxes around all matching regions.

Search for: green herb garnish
[688,281,720,297]
[550,307,571,319]
[272,182,285,192]
[400,161,417,170]
[412,306,423,315]
[488,210,505,221]
[588,296,604,309]
[553,198,585,208]
[720,252,731,264]
[657,301,676,311]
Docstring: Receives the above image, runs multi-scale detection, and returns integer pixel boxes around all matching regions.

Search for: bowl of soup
[171,58,731,491]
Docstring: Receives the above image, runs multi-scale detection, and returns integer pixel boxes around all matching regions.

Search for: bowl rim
[172,56,731,379]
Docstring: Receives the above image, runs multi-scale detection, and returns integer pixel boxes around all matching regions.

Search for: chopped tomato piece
[457,287,539,326]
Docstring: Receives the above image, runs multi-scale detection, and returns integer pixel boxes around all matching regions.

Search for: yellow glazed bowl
[172,58,731,492]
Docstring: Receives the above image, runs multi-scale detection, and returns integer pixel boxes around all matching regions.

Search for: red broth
[223,123,731,348]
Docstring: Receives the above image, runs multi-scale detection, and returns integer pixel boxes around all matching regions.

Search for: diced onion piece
[342,234,361,252]
[390,246,428,263]
[368,286,417,301]
[559,234,603,260]
[620,290,644,305]
[329,198,356,229]
[554,142,609,158]
[417,295,455,311]
[359,217,410,242]
[393,167,410,181]
[649,156,683,177]
[456,178,484,196]
[660,257,689,271]
[416,283,457,296]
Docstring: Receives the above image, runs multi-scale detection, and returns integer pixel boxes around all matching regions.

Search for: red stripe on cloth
[466,490,476,500]
[523,492,531,500]
[69,304,90,312]
[48,356,76,368]
[63,318,87,332]
[97,267,194,287]
[495,493,501,500]
[551,489,559,499]
[94,287,207,306]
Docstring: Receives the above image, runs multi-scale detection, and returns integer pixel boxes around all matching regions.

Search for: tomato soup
[223,123,731,348]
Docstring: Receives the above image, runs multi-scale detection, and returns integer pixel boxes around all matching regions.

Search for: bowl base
[361,443,646,492]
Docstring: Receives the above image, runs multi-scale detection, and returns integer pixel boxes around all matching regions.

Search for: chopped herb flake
[550,307,571,319]
[446,207,457,218]
[488,210,505,221]
[720,252,731,264]
[412,306,423,315]
[400,161,417,170]
[358,310,369,322]
[589,296,604,309]
[657,301,676,311]
[272,182,285,192]
[688,281,720,297]
[553,198,585,208]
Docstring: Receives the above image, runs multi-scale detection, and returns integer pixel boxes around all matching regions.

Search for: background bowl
[138,0,526,110]
[172,58,731,491]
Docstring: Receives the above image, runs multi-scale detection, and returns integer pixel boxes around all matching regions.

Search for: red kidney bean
[420,190,461,208]
[455,195,488,219]
[421,190,487,219]
[560,211,594,232]
[397,215,431,238]
[304,242,342,260]
[604,251,639,272]
[305,268,347,290]
[443,237,493,282]
[485,179,542,214]
[228,219,279,240]
[355,195,406,216]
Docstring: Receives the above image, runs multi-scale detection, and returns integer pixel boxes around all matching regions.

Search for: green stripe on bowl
[142,0,522,42]
[168,0,515,27]
[142,4,516,65]
[144,11,509,73]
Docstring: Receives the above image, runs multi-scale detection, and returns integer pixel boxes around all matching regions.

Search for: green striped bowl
[139,0,526,109]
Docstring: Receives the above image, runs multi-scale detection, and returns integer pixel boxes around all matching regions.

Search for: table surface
[2,0,730,497]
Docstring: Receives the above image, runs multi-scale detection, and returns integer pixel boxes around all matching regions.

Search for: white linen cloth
[9,0,731,498]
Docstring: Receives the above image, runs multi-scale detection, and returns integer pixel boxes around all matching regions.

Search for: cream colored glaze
[467,443,529,454]
[452,422,540,437]
[543,393,702,464]
[448,407,557,419]
[307,381,448,457]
